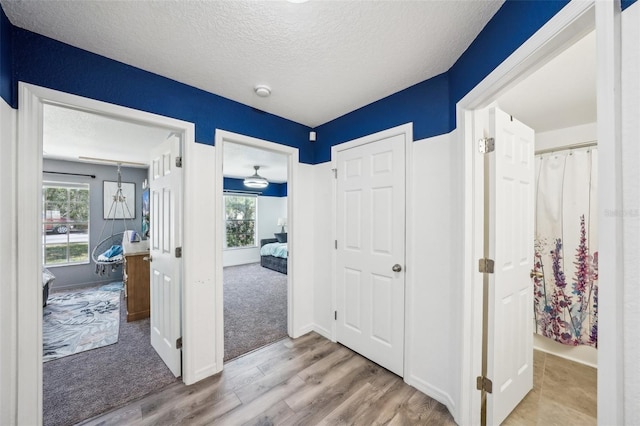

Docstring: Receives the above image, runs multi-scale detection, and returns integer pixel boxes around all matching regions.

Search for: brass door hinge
[478,258,495,274]
[477,376,493,393]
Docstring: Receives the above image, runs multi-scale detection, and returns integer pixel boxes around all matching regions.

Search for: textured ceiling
[43,104,172,167]
[223,142,288,183]
[2,0,504,127]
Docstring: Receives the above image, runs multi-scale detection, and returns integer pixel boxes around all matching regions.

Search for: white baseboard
[312,323,332,340]
[405,374,456,420]
[292,323,315,339]
[50,279,118,292]
[533,333,597,368]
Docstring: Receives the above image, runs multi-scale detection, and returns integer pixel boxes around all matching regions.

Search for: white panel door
[487,107,535,424]
[149,134,182,377]
[335,133,405,376]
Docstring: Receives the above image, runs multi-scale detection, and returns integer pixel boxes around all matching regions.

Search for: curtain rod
[535,141,597,156]
[44,171,96,179]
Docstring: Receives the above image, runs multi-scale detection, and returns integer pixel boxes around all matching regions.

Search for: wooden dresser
[122,232,150,322]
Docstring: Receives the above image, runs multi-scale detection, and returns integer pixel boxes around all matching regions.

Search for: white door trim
[457,1,622,425]
[214,130,299,368]
[16,83,196,425]
[329,122,413,377]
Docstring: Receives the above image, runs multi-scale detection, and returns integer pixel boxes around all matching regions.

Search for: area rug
[43,282,122,362]
[224,262,288,361]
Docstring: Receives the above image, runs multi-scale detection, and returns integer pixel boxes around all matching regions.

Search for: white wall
[222,195,287,267]
[258,196,287,241]
[311,132,462,416]
[291,163,315,336]
[312,162,334,339]
[0,97,17,426]
[621,2,640,422]
[533,122,599,368]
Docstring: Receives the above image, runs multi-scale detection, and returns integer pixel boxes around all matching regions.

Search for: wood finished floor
[81,332,456,426]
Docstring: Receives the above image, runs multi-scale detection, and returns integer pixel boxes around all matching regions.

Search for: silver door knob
[143,256,153,262]
[392,264,402,272]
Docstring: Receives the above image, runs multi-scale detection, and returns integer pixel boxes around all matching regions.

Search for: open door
[335,131,406,377]
[485,107,535,424]
[148,133,182,377]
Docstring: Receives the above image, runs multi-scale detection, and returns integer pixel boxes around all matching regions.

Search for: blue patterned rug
[43,282,123,362]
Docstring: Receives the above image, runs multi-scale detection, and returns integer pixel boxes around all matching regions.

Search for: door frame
[213,130,299,368]
[16,83,197,425]
[457,2,621,425]
[329,123,413,377]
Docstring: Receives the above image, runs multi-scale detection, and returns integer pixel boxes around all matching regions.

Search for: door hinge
[476,376,493,393]
[334,311,337,320]
[478,137,495,154]
[332,168,337,179]
[175,156,183,168]
[478,258,495,274]
[335,240,338,249]
[176,337,183,349]
[175,247,182,258]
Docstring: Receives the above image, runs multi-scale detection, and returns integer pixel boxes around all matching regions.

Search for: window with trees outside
[224,194,257,248]
[43,182,90,266]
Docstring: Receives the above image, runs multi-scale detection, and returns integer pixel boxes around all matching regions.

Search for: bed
[260,237,288,274]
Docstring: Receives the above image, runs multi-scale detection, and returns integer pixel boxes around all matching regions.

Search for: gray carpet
[224,262,288,361]
[43,286,178,426]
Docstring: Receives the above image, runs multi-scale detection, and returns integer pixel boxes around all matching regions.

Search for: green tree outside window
[225,195,257,248]
[43,183,90,265]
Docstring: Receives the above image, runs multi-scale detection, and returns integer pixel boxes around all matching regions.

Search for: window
[224,194,257,248]
[43,182,90,266]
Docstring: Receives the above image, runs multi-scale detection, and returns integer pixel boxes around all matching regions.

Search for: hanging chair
[93,163,137,276]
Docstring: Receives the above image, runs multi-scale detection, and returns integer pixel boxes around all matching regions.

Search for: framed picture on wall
[103,181,136,219]
[142,188,150,238]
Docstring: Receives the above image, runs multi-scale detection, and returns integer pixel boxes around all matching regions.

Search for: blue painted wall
[10,27,315,162]
[313,0,570,163]
[312,73,450,164]
[0,6,12,105]
[223,177,287,197]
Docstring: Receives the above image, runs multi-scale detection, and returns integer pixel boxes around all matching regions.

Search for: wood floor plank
[215,376,306,426]
[352,377,417,425]
[281,360,385,425]
[223,332,322,380]
[284,355,368,411]
[241,400,296,426]
[235,339,337,404]
[316,369,400,425]
[256,338,334,377]
[84,333,457,426]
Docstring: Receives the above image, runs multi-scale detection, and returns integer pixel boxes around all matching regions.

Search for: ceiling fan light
[244,166,269,188]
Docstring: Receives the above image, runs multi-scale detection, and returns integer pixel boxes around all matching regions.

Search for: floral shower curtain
[533,147,598,348]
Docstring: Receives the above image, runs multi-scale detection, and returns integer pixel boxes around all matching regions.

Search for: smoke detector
[254,85,271,98]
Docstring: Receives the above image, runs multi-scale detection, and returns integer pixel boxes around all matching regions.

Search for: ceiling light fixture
[254,85,271,98]
[244,165,269,188]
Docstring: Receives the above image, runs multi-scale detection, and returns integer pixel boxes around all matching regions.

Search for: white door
[335,133,405,376]
[486,107,535,424]
[149,134,182,377]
